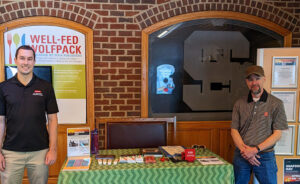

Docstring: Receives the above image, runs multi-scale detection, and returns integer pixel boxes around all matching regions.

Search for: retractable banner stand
[4,26,86,124]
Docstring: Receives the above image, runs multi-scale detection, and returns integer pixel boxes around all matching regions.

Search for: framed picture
[283,158,300,183]
[275,125,295,155]
[272,56,298,88]
[298,126,300,155]
[271,91,296,122]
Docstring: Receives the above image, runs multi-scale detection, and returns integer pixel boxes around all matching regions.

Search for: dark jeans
[233,149,277,184]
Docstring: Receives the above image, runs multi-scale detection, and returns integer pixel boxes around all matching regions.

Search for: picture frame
[271,91,296,122]
[272,56,298,88]
[275,125,295,155]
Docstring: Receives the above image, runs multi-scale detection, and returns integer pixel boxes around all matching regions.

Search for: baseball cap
[245,65,265,78]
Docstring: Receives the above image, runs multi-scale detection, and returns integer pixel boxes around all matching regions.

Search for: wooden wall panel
[173,121,235,162]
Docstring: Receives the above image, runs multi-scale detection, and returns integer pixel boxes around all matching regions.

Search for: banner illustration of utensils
[13,33,20,48]
[7,33,12,64]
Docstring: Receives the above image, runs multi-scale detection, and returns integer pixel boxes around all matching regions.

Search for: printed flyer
[67,128,90,157]
[284,159,300,184]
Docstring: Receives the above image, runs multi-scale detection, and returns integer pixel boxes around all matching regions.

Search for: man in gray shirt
[231,65,288,184]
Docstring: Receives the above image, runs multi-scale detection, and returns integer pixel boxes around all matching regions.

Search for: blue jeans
[233,149,277,184]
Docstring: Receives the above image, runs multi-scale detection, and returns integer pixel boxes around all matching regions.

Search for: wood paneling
[173,121,234,162]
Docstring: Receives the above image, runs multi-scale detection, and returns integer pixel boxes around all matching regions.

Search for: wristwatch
[255,145,261,152]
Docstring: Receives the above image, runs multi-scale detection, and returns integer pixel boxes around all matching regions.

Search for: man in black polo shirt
[231,65,288,184]
[0,45,59,184]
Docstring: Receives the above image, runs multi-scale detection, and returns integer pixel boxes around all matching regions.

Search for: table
[58,148,234,184]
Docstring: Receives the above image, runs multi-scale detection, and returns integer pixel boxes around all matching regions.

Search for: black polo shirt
[0,74,59,151]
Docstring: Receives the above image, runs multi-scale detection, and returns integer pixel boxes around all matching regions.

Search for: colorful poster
[67,128,90,157]
[284,159,300,184]
[156,64,175,94]
[4,26,86,124]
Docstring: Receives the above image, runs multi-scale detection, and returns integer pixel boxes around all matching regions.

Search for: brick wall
[0,0,299,118]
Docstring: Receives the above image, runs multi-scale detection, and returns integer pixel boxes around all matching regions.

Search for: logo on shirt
[33,90,43,96]
[264,112,269,117]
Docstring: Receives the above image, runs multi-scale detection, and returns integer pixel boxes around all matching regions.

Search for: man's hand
[240,145,258,160]
[45,149,57,166]
[0,152,5,171]
[247,155,261,166]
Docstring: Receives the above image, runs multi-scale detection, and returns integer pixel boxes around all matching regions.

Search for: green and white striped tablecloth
[58,148,234,184]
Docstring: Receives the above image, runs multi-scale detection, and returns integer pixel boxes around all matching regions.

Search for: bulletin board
[257,47,300,184]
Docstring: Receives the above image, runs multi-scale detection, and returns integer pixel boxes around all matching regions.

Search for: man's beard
[251,86,261,95]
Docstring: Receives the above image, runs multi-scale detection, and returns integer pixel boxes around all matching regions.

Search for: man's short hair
[15,45,36,60]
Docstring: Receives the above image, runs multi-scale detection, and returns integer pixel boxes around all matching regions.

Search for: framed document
[272,56,298,88]
[298,126,300,155]
[283,159,300,183]
[271,91,296,122]
[275,125,295,155]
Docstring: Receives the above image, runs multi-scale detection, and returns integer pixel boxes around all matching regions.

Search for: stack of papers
[197,156,225,165]
[63,156,91,171]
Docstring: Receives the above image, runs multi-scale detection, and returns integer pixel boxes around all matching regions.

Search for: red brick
[126,11,139,16]
[103,31,116,36]
[111,100,125,104]
[102,4,117,10]
[126,24,140,30]
[96,112,109,117]
[127,100,140,104]
[86,4,100,9]
[102,69,117,74]
[120,105,133,110]
[127,50,141,55]
[118,44,133,49]
[103,94,117,98]
[111,75,125,80]
[95,88,110,93]
[120,81,133,86]
[111,62,125,67]
[111,50,125,55]
[112,112,125,116]
[127,37,141,43]
[119,56,133,61]
[119,69,132,74]
[110,24,125,29]
[103,105,117,111]
[95,10,109,16]
[112,87,125,92]
[103,81,117,86]
[103,17,117,23]
[99,62,109,67]
[95,24,108,29]
[127,88,140,92]
[118,4,133,10]
[120,94,133,98]
[94,75,108,80]
[102,56,116,61]
[94,49,109,55]
[103,44,117,49]
[95,106,102,111]
[127,75,140,80]
[95,100,109,105]
[110,37,125,42]
[127,112,140,116]
[119,31,132,36]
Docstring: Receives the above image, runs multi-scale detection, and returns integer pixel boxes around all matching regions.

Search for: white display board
[4,26,86,124]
